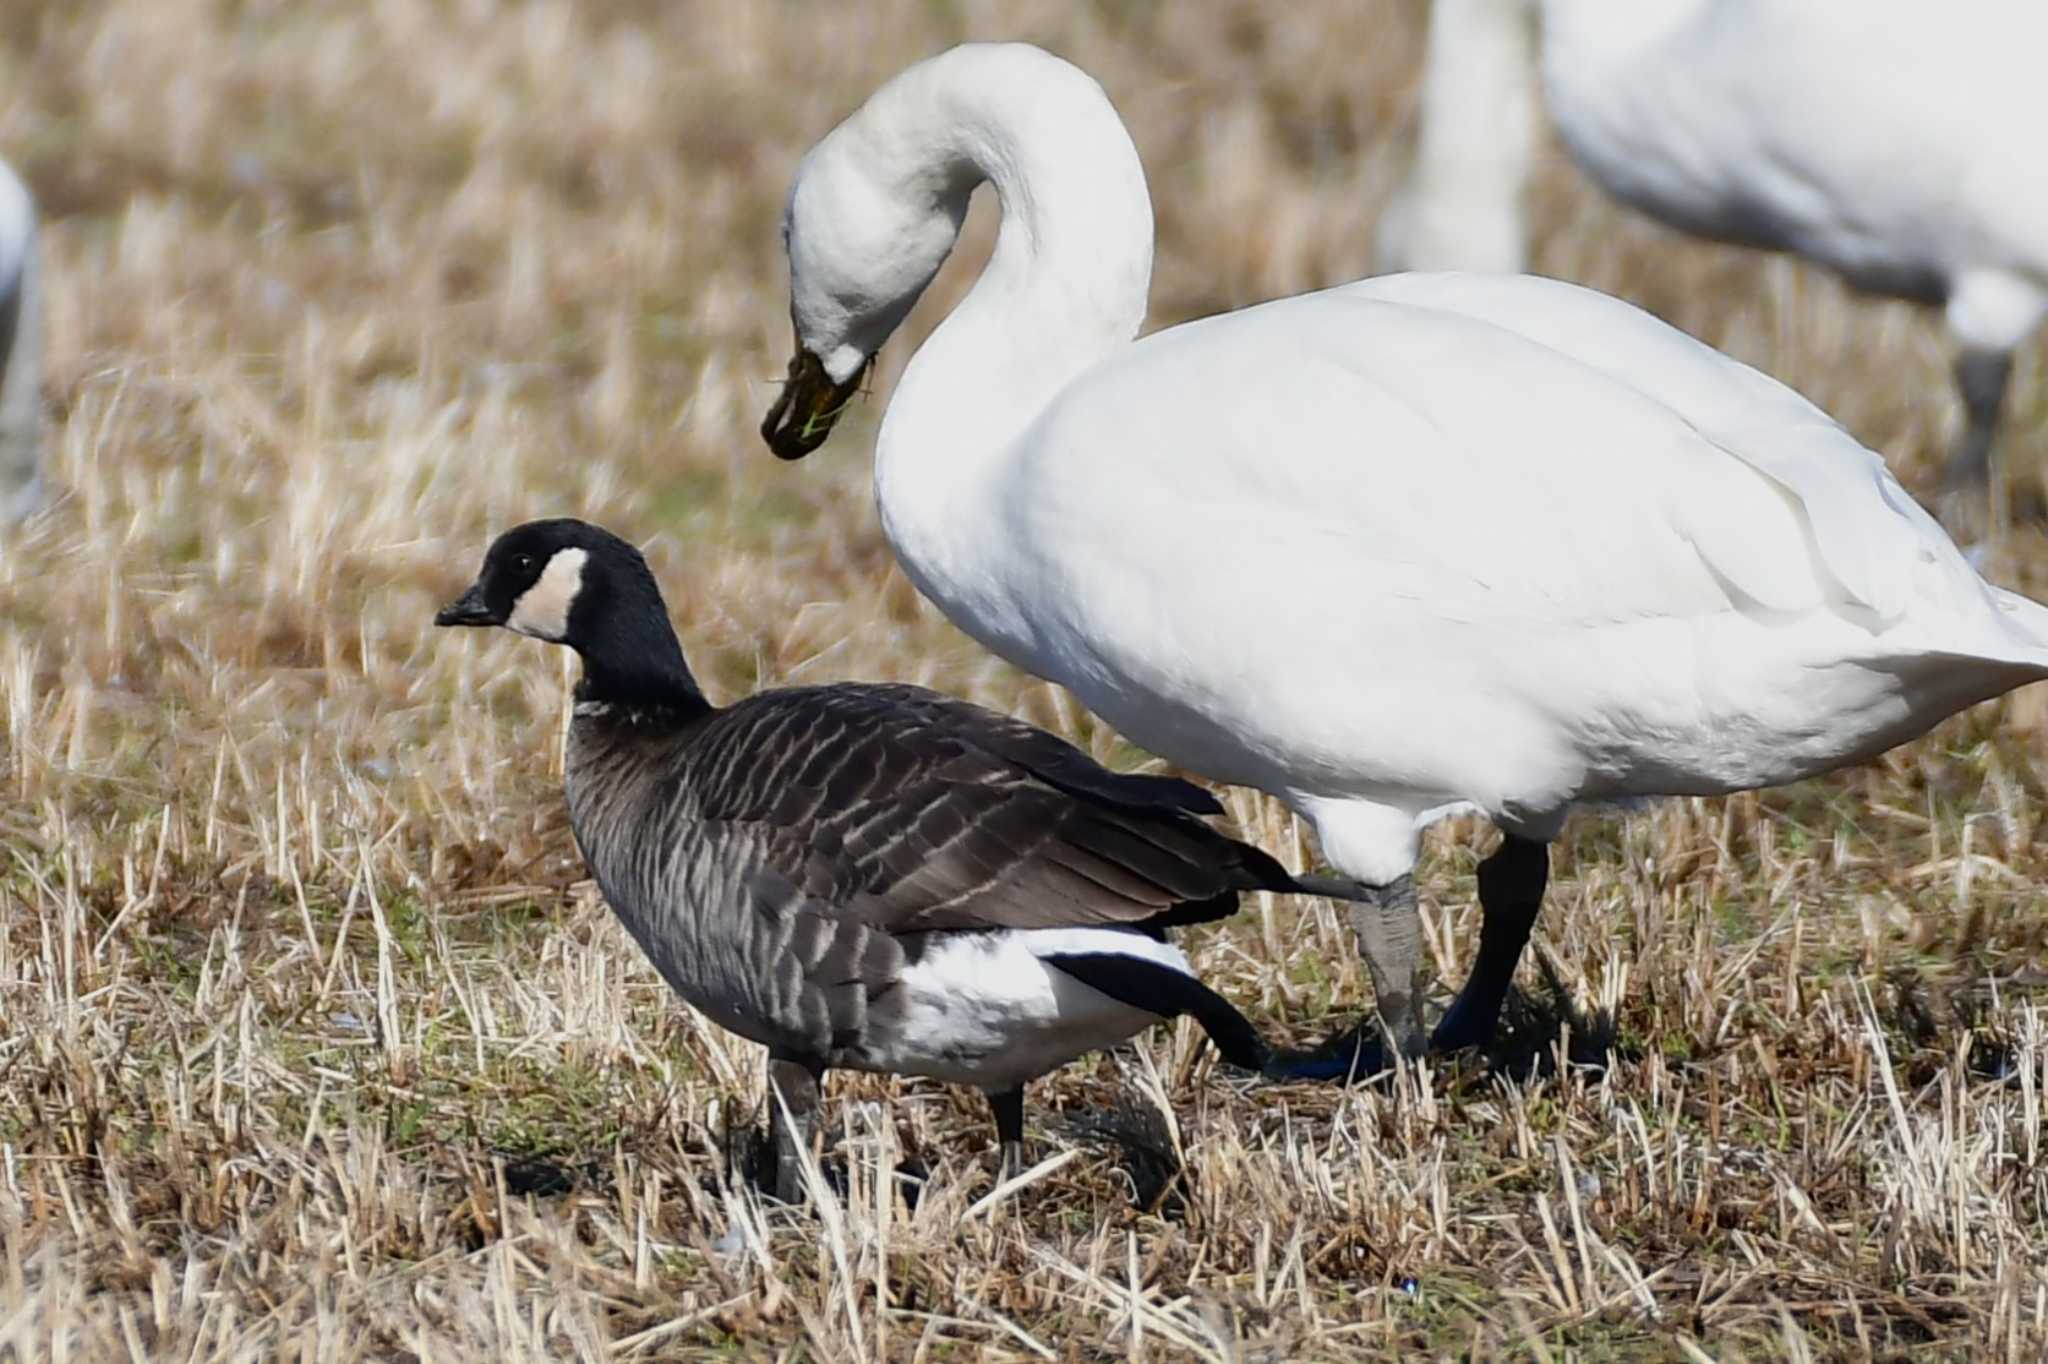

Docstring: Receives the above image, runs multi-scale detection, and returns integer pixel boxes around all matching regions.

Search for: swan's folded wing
[1338,271,1974,627]
[1042,279,1824,631]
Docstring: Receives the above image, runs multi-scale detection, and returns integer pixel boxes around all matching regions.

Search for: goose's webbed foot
[1263,1020,1396,1084]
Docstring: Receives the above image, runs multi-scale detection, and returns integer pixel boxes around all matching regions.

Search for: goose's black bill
[761,349,869,459]
[434,582,497,628]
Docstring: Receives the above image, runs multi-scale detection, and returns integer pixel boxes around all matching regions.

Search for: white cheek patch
[506,547,588,641]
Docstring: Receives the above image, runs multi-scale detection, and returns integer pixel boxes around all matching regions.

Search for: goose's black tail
[1043,953,1274,1074]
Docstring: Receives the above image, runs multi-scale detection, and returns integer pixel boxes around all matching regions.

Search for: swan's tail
[1914,586,2048,686]
[1986,586,2048,662]
[1834,583,2048,770]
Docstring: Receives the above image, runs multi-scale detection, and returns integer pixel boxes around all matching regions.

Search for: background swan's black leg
[766,1053,825,1204]
[1938,345,2014,544]
[1432,836,1549,1052]
[1945,346,2012,497]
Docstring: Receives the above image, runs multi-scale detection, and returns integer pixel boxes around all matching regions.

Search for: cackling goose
[436,518,1331,1200]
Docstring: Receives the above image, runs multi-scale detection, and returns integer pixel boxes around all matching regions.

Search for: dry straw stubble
[1,1,2045,1359]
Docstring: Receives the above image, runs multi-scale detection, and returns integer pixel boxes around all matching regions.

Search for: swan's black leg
[1432,836,1549,1051]
[766,1052,826,1204]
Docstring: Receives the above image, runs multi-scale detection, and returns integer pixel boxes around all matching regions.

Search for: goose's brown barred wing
[569,806,914,1062]
[854,684,1225,816]
[673,683,1296,936]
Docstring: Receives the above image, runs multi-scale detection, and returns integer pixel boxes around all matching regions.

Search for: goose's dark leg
[988,1086,1025,1179]
[766,1052,825,1204]
[1942,346,2012,498]
[1431,836,1549,1051]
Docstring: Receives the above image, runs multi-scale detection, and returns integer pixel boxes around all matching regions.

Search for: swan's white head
[761,66,980,459]
[761,43,1150,462]
[786,133,973,384]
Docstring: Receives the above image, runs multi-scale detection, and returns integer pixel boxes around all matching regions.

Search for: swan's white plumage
[1538,0,2048,336]
[1352,272,1969,628]
[778,42,2048,898]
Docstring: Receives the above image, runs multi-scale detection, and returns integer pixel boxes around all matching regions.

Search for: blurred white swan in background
[1378,0,2048,525]
[1374,0,1539,276]
[761,42,2048,1068]
[0,156,44,527]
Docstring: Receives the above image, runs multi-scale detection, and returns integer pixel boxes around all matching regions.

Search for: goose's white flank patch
[507,546,588,641]
[867,928,1194,1092]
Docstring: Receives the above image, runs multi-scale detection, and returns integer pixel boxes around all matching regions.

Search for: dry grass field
[3,1,2047,1359]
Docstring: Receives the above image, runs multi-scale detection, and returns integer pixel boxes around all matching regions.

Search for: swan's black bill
[761,350,869,460]
[434,583,497,628]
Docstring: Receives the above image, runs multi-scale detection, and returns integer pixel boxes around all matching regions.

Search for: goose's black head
[436,518,705,713]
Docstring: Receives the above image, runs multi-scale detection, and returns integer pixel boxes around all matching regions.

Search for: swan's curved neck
[870,50,1154,527]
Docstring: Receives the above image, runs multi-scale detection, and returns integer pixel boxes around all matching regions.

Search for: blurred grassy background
[0,2,2044,1359]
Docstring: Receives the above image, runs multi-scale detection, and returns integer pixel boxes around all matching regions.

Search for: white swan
[760,43,2048,1066]
[1378,0,2048,511]
[0,156,42,527]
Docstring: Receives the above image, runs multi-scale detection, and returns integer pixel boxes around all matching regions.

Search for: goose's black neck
[575,650,712,722]
[570,577,713,723]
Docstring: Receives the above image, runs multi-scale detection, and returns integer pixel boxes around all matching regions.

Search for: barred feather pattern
[564,682,1300,1073]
